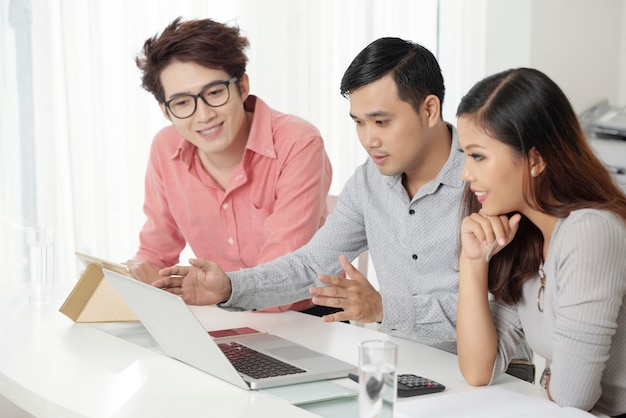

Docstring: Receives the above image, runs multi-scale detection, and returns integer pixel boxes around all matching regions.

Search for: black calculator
[348,373,445,398]
[397,374,445,397]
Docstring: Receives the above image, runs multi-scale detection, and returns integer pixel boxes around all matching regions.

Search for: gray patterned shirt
[224,125,464,353]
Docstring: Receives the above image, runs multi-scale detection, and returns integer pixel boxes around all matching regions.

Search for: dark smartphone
[348,373,445,398]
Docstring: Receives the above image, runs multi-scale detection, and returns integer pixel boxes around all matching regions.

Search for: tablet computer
[75,251,137,279]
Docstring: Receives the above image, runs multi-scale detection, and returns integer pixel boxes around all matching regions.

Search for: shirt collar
[172,137,195,165]
[437,123,465,189]
[243,95,277,159]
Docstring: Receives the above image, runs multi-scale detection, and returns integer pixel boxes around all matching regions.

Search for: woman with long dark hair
[456,67,626,417]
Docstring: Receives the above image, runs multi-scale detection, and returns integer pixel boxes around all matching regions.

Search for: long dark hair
[457,68,626,304]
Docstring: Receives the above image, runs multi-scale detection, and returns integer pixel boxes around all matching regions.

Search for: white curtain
[1,0,439,286]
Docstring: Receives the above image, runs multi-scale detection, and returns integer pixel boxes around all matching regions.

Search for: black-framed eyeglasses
[164,77,238,119]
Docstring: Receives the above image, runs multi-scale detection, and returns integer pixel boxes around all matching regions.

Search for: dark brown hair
[135,17,249,103]
[340,37,445,116]
[457,68,626,304]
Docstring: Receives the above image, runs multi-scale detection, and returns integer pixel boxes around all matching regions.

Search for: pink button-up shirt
[135,96,332,311]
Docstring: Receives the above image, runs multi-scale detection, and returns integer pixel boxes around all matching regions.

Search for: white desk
[0,283,595,418]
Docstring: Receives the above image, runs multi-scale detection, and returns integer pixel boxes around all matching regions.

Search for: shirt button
[409,209,415,215]
[222,203,229,209]
[228,237,234,245]
[412,254,418,260]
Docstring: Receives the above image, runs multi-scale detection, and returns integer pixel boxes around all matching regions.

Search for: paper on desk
[395,386,594,418]
[260,380,357,406]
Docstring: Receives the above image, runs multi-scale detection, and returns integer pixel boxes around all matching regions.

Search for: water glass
[358,340,397,418]
[26,226,55,304]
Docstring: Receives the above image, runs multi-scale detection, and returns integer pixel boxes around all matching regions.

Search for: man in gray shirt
[156,37,464,354]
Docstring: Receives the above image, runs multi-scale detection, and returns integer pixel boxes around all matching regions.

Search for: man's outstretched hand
[309,255,383,323]
[153,258,232,306]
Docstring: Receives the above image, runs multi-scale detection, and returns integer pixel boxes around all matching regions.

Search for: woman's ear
[528,147,546,176]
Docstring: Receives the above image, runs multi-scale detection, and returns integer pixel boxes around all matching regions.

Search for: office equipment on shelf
[103,268,357,390]
[580,101,626,193]
[580,100,626,140]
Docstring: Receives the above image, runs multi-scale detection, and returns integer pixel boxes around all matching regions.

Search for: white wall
[440,0,625,120]
[487,0,624,113]
[620,0,626,106]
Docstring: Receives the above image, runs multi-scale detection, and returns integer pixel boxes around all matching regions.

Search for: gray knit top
[490,209,626,416]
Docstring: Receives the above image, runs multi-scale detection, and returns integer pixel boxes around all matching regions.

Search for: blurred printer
[581,100,626,140]
[580,101,626,193]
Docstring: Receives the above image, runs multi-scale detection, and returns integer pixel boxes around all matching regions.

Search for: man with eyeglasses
[154,37,463,353]
[126,17,332,313]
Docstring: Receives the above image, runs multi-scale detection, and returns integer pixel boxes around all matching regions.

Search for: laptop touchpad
[266,346,322,360]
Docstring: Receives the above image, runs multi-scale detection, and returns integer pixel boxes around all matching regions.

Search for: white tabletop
[0,282,574,418]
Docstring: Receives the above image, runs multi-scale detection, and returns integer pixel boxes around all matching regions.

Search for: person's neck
[403,122,452,199]
[199,112,252,189]
[524,209,558,261]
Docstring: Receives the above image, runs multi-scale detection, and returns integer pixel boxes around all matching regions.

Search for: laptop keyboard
[218,341,306,379]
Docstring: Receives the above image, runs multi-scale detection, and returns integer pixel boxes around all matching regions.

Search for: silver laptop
[103,268,356,390]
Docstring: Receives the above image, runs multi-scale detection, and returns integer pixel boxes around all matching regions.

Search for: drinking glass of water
[358,340,397,418]
[26,226,55,304]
